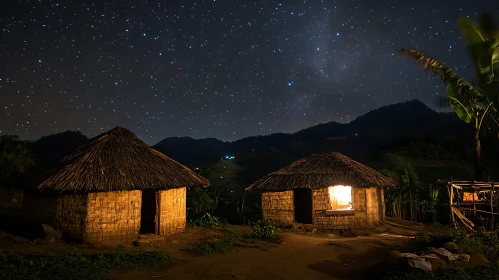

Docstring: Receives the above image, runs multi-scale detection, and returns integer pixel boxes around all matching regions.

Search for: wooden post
[471,185,476,222]
[155,190,161,235]
[492,181,495,230]
[450,180,455,226]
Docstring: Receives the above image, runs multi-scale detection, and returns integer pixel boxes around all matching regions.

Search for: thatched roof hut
[247,152,397,191]
[22,126,209,244]
[30,126,209,193]
[247,152,397,230]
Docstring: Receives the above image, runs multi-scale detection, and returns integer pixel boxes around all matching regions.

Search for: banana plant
[458,15,499,114]
[398,14,499,181]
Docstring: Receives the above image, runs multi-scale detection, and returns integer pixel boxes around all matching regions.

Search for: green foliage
[399,15,499,122]
[188,213,229,231]
[457,17,499,89]
[379,153,440,223]
[399,14,499,180]
[247,220,280,242]
[188,166,262,224]
[188,187,217,217]
[0,246,173,280]
[0,135,35,186]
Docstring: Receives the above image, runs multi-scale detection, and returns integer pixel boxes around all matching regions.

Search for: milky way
[0,0,496,144]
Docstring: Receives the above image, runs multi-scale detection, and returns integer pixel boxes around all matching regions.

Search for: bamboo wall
[84,190,141,244]
[158,187,186,235]
[379,187,385,222]
[261,190,294,226]
[313,187,382,230]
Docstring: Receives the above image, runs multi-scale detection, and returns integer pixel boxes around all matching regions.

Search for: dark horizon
[22,98,453,145]
[0,1,494,144]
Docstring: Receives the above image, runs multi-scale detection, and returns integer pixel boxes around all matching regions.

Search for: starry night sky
[0,1,497,145]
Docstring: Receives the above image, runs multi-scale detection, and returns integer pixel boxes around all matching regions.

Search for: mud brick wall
[365,187,384,228]
[55,194,88,241]
[83,190,141,244]
[380,188,385,222]
[22,191,58,227]
[261,190,294,226]
[158,187,186,236]
[313,187,378,230]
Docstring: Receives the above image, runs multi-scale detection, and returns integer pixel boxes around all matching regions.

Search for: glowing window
[328,185,353,210]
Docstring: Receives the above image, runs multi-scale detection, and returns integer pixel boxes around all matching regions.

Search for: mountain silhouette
[26,99,470,166]
[28,131,88,165]
[152,99,469,165]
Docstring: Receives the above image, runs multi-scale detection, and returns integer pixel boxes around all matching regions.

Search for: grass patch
[184,220,281,256]
[0,246,174,280]
[384,266,499,280]
[183,232,272,255]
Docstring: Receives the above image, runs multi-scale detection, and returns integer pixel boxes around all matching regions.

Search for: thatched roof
[29,126,210,193]
[246,152,397,191]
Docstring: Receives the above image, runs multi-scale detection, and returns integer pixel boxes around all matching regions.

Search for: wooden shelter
[434,179,498,230]
[246,152,397,230]
[22,126,209,244]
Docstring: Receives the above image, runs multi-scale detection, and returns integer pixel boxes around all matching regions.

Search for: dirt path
[108,218,428,280]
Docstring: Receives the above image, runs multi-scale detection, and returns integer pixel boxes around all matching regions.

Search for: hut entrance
[140,190,158,234]
[294,188,313,224]
[377,188,384,222]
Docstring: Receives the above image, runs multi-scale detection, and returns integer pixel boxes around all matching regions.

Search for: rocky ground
[381,241,490,277]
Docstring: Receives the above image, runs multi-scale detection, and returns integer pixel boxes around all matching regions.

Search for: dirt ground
[0,212,431,280]
[107,218,431,280]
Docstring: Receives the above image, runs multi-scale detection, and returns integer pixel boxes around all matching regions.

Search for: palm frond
[398,48,485,102]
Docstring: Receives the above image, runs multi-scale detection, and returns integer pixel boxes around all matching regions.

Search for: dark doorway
[294,188,313,224]
[376,188,384,222]
[140,190,157,234]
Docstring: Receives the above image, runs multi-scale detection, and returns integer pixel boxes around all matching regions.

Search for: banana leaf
[447,83,473,123]
[458,17,493,85]
[491,40,499,81]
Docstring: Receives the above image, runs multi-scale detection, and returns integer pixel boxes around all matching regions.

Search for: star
[0,0,487,144]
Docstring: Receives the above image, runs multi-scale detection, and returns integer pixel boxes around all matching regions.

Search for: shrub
[187,213,229,230]
[248,220,280,242]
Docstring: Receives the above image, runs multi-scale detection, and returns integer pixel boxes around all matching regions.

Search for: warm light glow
[328,185,352,210]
